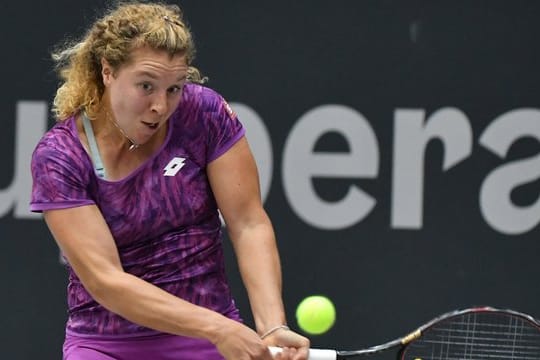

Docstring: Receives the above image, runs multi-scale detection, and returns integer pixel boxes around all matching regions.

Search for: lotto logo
[164,157,186,176]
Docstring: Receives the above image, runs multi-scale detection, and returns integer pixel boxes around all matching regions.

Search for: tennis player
[30,2,309,359]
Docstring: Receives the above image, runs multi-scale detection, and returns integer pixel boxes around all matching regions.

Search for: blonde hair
[51,1,204,121]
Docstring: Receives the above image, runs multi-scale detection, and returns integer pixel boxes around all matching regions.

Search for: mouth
[142,121,159,130]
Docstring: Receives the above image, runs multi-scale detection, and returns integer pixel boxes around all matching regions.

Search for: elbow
[82,270,125,308]
[87,280,110,306]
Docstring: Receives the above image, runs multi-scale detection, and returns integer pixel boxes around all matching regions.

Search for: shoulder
[32,116,87,165]
[170,83,238,132]
[167,84,245,164]
[174,83,238,126]
[180,83,231,113]
[35,116,77,148]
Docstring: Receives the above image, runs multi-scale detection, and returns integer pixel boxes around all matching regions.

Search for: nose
[150,92,168,115]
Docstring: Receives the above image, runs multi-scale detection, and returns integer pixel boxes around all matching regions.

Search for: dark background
[1,1,539,359]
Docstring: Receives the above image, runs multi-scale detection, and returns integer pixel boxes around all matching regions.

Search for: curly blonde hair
[51,1,204,121]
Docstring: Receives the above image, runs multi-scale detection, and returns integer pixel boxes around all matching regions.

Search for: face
[101,46,188,146]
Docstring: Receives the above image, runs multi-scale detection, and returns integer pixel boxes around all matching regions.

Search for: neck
[110,119,140,151]
[95,101,141,151]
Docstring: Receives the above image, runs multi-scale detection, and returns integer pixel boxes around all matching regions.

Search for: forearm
[90,269,228,343]
[44,207,231,343]
[231,221,287,334]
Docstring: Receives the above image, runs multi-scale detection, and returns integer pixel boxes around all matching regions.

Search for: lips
[142,121,159,129]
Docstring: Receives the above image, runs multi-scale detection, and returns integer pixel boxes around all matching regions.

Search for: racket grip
[269,346,337,360]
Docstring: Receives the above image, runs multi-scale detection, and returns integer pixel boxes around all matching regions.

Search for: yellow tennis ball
[296,295,336,335]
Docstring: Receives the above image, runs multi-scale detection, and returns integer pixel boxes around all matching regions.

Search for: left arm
[207,136,309,359]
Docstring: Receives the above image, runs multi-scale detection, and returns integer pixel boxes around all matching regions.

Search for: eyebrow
[135,70,187,82]
[134,70,159,79]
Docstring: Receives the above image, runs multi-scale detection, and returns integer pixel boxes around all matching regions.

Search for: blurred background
[1,1,539,358]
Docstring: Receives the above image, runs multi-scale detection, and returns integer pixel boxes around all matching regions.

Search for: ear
[101,58,114,86]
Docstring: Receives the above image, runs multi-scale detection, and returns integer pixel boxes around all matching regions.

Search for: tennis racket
[270,306,540,359]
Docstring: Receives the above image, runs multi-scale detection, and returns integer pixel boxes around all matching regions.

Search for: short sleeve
[203,92,246,163]
[30,130,95,212]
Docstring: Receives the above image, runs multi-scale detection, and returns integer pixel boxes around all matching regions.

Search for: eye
[139,82,153,92]
[167,85,183,95]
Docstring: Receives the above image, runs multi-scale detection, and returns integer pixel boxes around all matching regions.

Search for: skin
[44,46,310,359]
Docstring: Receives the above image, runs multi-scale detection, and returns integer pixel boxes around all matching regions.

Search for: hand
[213,320,275,360]
[262,327,310,360]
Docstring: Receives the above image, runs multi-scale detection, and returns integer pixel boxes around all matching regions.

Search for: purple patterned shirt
[31,84,245,337]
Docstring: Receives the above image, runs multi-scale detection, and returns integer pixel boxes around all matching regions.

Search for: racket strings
[402,312,540,360]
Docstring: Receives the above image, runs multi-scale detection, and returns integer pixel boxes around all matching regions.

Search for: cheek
[110,86,148,115]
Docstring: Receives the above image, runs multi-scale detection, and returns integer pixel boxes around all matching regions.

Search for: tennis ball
[296,295,336,335]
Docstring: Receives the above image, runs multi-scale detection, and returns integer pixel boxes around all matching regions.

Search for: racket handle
[269,346,337,360]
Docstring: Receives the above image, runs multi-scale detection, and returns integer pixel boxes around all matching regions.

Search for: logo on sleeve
[222,99,236,119]
[164,157,186,176]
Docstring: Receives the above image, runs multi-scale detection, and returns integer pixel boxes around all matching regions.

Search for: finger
[279,347,292,359]
[292,347,309,360]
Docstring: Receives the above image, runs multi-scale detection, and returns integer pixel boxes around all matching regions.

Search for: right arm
[44,204,274,359]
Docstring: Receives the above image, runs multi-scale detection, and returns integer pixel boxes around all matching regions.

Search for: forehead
[122,46,188,75]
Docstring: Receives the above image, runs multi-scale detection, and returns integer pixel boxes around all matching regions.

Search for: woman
[30,2,309,359]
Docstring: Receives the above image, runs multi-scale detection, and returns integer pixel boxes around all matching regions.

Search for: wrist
[260,324,290,339]
[199,313,234,345]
